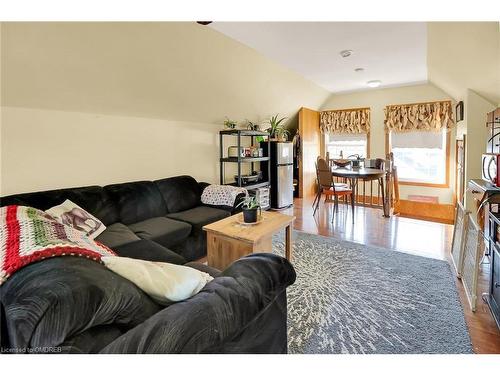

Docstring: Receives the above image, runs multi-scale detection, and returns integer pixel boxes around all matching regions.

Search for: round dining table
[331,167,389,217]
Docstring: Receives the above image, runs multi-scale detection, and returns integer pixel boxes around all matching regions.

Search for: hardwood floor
[279,197,500,354]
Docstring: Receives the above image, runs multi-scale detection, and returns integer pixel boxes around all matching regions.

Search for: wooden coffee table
[203,211,295,270]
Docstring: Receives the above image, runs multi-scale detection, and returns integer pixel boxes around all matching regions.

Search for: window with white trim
[389,130,447,185]
[325,133,368,159]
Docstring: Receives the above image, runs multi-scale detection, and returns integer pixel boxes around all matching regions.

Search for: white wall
[320,83,456,204]
[0,22,330,195]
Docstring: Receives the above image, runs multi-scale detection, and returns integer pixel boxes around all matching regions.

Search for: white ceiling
[210,22,428,93]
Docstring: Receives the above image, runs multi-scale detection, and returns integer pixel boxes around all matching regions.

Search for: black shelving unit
[219,129,271,190]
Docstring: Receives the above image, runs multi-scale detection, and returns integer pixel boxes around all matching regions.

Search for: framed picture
[456,101,464,122]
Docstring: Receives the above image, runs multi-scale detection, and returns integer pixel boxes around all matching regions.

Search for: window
[389,130,448,185]
[325,133,368,159]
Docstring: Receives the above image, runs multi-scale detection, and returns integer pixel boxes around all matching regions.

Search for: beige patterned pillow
[46,199,106,238]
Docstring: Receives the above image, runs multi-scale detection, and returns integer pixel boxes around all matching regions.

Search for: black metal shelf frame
[226,181,270,190]
[220,157,270,163]
[219,129,271,189]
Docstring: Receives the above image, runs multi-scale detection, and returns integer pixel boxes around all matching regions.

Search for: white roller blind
[390,130,447,184]
[391,131,444,149]
[326,133,367,158]
[327,133,366,142]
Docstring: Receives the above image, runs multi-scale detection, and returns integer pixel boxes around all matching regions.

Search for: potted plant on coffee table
[237,196,262,224]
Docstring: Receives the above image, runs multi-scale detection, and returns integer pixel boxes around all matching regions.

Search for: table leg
[351,183,355,222]
[285,224,292,261]
[379,177,388,217]
[351,178,357,206]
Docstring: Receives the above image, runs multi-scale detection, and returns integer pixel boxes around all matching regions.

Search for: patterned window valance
[384,100,454,133]
[320,108,370,134]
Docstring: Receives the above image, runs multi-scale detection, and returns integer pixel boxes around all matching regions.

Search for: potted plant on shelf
[224,117,238,129]
[246,120,260,131]
[237,196,262,223]
[266,114,290,141]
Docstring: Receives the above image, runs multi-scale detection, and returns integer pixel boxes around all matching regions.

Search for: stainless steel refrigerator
[270,142,294,209]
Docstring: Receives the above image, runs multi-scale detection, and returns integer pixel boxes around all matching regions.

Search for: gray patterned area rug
[272,231,473,354]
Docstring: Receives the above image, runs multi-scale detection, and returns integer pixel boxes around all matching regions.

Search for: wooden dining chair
[312,156,349,209]
[313,157,354,222]
[312,159,321,209]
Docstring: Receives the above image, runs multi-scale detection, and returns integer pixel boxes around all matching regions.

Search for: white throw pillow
[101,256,213,304]
[46,199,106,239]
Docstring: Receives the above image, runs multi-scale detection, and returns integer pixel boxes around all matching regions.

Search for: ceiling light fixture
[354,68,364,73]
[339,50,353,58]
[367,80,382,88]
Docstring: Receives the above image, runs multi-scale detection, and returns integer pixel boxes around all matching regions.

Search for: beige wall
[320,83,456,204]
[1,107,223,195]
[426,21,499,210]
[427,22,500,106]
[463,90,496,211]
[0,22,330,195]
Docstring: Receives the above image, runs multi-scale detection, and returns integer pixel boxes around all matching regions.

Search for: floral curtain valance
[384,100,454,133]
[320,108,370,134]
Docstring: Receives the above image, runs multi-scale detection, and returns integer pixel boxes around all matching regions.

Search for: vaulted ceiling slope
[427,22,500,106]
[0,22,330,123]
[210,22,428,94]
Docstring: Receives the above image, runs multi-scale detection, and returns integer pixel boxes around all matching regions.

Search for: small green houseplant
[246,120,260,131]
[266,114,290,141]
[224,117,237,129]
[236,196,261,223]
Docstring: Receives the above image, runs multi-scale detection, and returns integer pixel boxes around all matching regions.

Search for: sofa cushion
[105,181,168,225]
[113,239,186,265]
[166,207,230,262]
[95,223,141,248]
[155,176,202,214]
[128,217,192,248]
[100,253,296,354]
[60,325,125,354]
[0,257,160,351]
[0,186,119,225]
[166,206,230,230]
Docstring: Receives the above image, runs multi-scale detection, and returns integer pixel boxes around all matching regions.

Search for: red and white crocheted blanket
[0,205,116,285]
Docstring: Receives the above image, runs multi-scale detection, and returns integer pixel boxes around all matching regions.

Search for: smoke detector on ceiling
[339,50,353,58]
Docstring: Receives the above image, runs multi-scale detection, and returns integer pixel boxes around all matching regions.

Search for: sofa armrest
[101,253,296,353]
[198,181,210,192]
[0,302,10,352]
[198,182,245,214]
